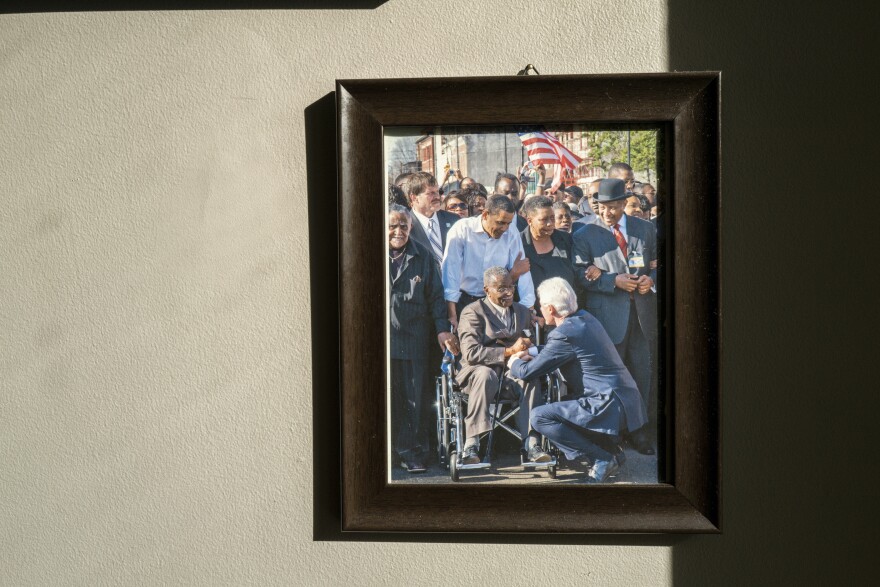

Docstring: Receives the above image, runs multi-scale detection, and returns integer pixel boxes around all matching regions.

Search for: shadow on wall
[1,0,387,15]
[669,0,880,585]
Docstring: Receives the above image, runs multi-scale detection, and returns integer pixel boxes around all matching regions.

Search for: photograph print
[385,124,664,485]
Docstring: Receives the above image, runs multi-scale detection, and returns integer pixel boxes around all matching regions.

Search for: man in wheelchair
[456,266,552,465]
[506,278,648,483]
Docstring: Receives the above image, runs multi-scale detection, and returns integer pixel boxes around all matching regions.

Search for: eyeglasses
[490,286,515,293]
[446,203,468,210]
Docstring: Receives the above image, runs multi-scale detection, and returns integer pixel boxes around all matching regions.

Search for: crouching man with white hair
[506,277,648,483]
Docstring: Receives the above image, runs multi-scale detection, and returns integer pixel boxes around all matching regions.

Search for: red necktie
[613,223,628,258]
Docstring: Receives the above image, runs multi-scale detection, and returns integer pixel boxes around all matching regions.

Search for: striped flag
[517,131,582,170]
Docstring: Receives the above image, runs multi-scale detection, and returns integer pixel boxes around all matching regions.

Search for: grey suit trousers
[462,365,542,442]
[615,302,652,419]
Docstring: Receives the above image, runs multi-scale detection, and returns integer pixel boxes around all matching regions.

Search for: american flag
[517,131,582,170]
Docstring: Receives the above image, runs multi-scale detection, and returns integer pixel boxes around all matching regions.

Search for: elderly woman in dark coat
[388,204,458,473]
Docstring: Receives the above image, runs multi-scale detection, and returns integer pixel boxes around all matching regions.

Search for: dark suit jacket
[509,310,647,433]
[571,215,658,345]
[389,239,448,362]
[408,209,460,263]
[570,211,602,235]
[456,299,533,387]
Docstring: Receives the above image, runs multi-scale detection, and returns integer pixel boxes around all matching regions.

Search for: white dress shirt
[411,209,443,259]
[410,208,433,233]
[485,297,512,329]
[441,215,536,307]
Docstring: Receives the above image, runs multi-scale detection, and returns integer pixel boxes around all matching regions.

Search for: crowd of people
[388,161,660,483]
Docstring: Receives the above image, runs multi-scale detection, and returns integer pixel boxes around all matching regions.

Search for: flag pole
[627,126,632,166]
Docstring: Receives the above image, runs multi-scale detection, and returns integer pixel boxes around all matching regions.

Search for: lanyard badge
[628,249,645,271]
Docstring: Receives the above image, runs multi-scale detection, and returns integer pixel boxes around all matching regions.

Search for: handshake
[505,336,532,356]
[506,337,535,368]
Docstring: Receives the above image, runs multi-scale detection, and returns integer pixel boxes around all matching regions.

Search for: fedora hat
[594,178,628,203]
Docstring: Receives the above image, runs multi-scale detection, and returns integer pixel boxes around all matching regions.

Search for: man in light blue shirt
[442,195,535,329]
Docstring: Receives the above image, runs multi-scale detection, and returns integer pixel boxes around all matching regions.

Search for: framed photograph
[337,73,720,533]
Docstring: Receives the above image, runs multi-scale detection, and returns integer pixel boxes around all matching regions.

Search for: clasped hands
[503,336,532,358]
[585,265,652,294]
[614,273,654,294]
[507,349,534,369]
[504,337,533,368]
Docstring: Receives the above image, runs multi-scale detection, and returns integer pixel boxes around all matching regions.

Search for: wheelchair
[435,326,565,482]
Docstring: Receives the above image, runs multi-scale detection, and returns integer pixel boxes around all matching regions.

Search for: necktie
[614,223,634,297]
[427,217,443,262]
[613,223,628,258]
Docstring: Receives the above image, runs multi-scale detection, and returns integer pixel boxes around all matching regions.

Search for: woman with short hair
[520,196,594,305]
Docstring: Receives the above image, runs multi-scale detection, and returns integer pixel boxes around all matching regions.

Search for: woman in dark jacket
[520,196,598,306]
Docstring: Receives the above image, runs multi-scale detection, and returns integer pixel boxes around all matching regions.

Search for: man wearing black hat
[571,178,658,454]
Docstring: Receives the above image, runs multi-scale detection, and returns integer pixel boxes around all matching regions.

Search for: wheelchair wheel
[436,377,448,468]
[437,440,448,469]
[449,451,460,482]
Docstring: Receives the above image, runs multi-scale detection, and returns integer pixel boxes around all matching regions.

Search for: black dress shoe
[585,457,620,484]
[461,444,480,465]
[629,429,656,455]
[400,459,427,474]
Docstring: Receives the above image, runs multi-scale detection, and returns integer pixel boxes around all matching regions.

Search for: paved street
[391,440,659,485]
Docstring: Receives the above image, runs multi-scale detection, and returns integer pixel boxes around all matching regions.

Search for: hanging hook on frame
[516,64,541,76]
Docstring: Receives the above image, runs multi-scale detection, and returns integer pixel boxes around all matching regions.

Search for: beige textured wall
[1,3,669,585]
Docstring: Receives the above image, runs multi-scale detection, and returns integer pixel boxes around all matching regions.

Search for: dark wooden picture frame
[336,73,720,533]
